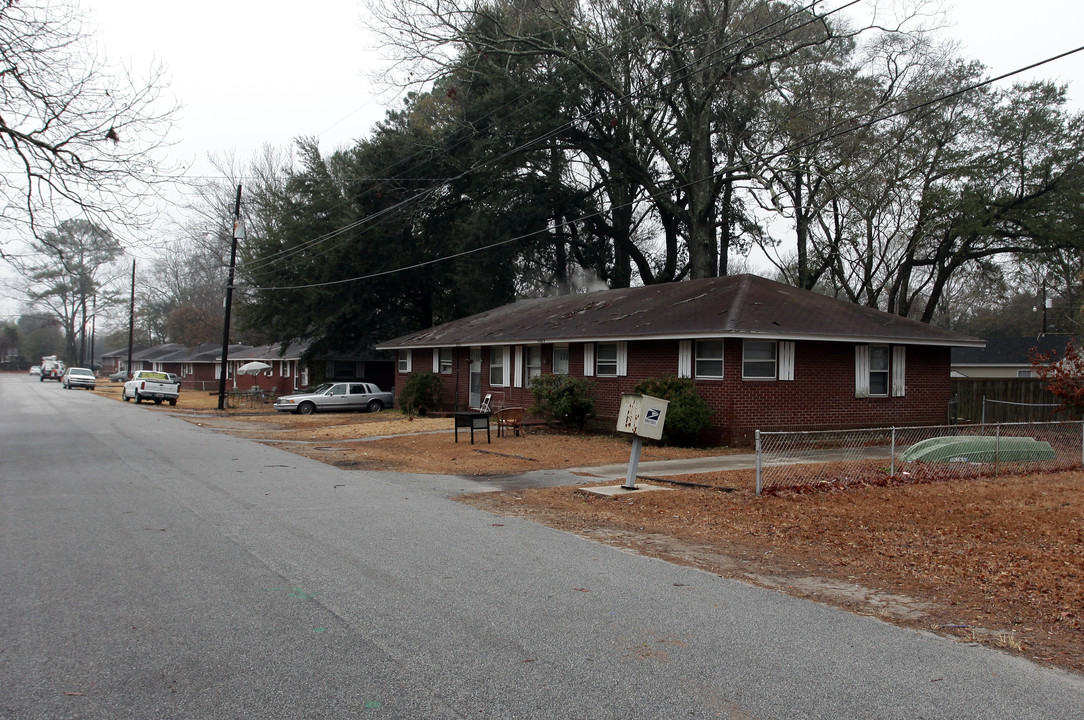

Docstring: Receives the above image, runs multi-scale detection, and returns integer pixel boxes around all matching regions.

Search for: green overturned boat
[900,435,1056,464]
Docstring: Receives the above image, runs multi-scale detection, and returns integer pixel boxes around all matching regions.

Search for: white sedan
[273,382,394,415]
[62,367,97,390]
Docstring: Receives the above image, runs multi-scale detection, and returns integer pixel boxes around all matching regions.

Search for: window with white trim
[490,346,509,386]
[855,345,906,397]
[553,345,569,375]
[397,350,411,373]
[869,345,890,396]
[439,348,452,374]
[595,342,628,377]
[526,346,542,381]
[596,343,618,376]
[742,340,776,379]
[694,340,724,379]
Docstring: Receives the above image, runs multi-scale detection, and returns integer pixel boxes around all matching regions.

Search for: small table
[453,411,491,444]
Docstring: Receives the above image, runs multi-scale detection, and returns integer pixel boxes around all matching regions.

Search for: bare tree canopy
[0,0,176,248]
[17,218,124,362]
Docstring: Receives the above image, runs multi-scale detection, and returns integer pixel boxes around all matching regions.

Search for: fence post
[981,396,986,426]
[994,423,1000,477]
[890,427,896,477]
[755,430,763,497]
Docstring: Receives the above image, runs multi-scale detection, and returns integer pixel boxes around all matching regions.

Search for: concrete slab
[578,482,672,498]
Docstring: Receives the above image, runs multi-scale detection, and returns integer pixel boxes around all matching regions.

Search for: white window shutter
[617,341,628,376]
[678,340,692,379]
[855,345,870,398]
[513,346,524,388]
[892,345,906,397]
[433,349,440,373]
[779,341,795,381]
[503,346,512,387]
[584,343,595,377]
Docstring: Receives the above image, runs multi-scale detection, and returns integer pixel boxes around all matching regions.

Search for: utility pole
[126,260,135,378]
[90,293,97,369]
[217,185,243,410]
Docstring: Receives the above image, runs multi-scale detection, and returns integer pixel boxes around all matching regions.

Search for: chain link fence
[754,421,1084,496]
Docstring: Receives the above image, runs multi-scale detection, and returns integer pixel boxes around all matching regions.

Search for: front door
[469,347,482,409]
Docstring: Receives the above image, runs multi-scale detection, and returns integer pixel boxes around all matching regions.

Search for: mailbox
[617,393,669,441]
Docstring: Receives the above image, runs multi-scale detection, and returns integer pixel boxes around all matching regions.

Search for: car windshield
[311,383,335,394]
[70,368,93,376]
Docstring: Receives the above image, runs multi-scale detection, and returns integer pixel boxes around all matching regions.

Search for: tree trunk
[686,114,718,279]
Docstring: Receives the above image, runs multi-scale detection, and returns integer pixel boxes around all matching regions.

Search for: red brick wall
[392,339,952,444]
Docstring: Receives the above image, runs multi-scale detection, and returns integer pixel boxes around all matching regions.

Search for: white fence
[754,421,1084,496]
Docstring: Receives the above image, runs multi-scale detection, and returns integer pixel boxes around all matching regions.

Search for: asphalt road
[2,373,1082,719]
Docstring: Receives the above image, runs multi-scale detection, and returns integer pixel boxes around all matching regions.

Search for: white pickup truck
[123,370,180,406]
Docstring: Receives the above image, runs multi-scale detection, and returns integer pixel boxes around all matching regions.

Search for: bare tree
[369,0,937,281]
[17,219,124,363]
[0,0,176,248]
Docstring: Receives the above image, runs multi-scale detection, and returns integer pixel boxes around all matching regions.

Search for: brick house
[228,343,311,395]
[376,275,985,445]
[97,345,148,376]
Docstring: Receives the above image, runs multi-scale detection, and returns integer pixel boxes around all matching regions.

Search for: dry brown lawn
[95,382,1084,674]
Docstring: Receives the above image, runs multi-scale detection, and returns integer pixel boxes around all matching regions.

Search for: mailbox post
[616,393,669,489]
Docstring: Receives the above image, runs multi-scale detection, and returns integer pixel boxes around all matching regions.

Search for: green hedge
[528,374,596,429]
[398,371,443,415]
[631,375,712,446]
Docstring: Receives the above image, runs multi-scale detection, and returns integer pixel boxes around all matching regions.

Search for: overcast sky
[3,0,1082,320]
[84,0,1083,175]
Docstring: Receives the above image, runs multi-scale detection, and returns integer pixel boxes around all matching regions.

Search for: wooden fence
[950,378,1080,424]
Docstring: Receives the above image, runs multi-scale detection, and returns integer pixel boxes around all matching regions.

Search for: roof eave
[376,331,986,351]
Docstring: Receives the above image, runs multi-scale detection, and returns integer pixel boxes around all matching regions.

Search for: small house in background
[183,343,254,391]
[129,343,186,375]
[229,343,311,396]
[318,350,395,390]
[97,345,148,377]
[378,275,985,445]
[949,335,1080,423]
[950,335,1076,379]
[95,341,394,397]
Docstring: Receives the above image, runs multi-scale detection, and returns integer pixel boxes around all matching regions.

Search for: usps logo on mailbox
[643,407,662,426]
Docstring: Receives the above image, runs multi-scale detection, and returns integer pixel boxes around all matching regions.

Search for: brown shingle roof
[377,275,984,350]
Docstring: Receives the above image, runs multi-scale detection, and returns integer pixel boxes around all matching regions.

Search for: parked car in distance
[29,366,41,376]
[109,370,128,382]
[273,382,393,415]
[40,355,64,382]
[62,367,97,390]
